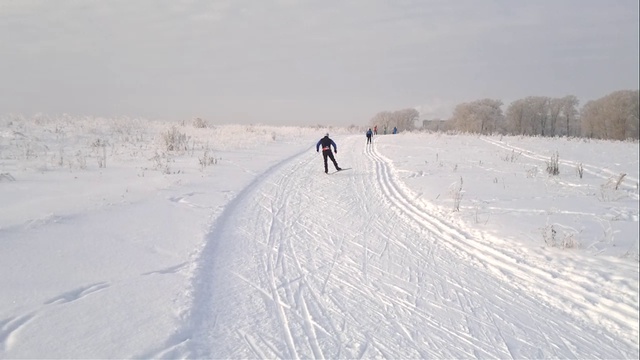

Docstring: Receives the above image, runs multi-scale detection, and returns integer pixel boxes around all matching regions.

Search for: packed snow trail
[163,135,637,359]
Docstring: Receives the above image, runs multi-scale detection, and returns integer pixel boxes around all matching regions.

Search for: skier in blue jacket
[366,128,373,144]
[316,133,342,174]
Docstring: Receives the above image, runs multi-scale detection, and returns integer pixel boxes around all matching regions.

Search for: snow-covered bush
[162,126,189,152]
[192,118,208,128]
[546,151,560,175]
[542,224,579,249]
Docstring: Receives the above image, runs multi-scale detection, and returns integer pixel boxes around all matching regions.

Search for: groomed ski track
[164,135,638,359]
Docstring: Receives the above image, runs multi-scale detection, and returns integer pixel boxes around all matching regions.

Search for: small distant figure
[366,128,373,144]
[316,133,342,174]
[393,126,398,134]
[383,126,387,135]
[373,125,378,135]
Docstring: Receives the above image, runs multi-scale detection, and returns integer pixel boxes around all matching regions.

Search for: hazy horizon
[1,0,638,126]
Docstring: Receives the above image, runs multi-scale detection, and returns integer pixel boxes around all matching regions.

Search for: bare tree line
[370,89,639,140]
[368,108,419,133]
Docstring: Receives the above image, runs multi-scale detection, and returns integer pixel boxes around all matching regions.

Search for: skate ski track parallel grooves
[169,135,637,359]
[364,139,638,347]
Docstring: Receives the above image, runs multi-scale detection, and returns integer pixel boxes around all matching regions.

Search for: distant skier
[366,128,373,144]
[393,126,398,134]
[373,125,378,135]
[316,133,342,174]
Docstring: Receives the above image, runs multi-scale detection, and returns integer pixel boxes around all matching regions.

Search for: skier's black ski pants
[322,150,339,173]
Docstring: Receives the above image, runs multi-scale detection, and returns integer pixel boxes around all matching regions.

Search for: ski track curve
[363,138,637,351]
[161,135,638,359]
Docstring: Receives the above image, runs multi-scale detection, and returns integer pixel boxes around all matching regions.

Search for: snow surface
[0,116,638,359]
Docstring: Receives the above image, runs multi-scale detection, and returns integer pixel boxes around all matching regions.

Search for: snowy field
[0,115,638,358]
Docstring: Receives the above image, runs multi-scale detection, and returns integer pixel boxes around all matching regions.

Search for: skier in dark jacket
[366,128,373,144]
[316,133,342,173]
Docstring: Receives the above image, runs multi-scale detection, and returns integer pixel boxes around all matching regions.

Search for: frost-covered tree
[525,96,551,136]
[370,111,394,131]
[506,95,579,137]
[580,100,602,139]
[369,108,418,132]
[548,98,563,136]
[393,108,419,132]
[450,99,504,134]
[581,90,639,140]
[505,99,528,135]
[560,95,580,137]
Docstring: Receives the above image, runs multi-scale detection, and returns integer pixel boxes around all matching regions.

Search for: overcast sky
[1,0,638,126]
